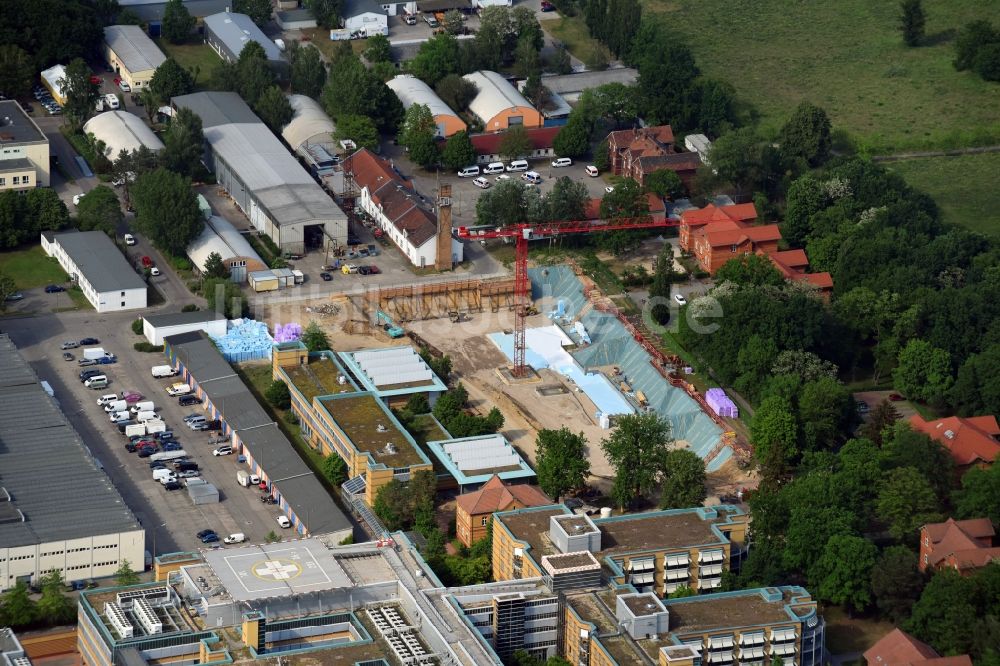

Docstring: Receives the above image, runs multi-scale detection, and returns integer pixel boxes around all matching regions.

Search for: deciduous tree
[305,0,343,28]
[335,115,380,151]
[0,45,34,99]
[74,185,122,236]
[899,0,926,47]
[953,463,1000,525]
[779,101,832,167]
[877,467,943,542]
[161,107,206,179]
[36,570,74,624]
[162,0,195,43]
[599,178,648,219]
[872,545,925,622]
[859,400,900,447]
[953,20,999,71]
[236,41,274,106]
[893,338,953,404]
[255,84,293,132]
[435,74,478,112]
[812,534,878,612]
[265,379,291,408]
[322,453,348,486]
[234,0,272,26]
[535,428,590,499]
[407,33,460,86]
[643,169,685,200]
[399,103,439,168]
[600,412,672,509]
[203,251,230,279]
[115,559,139,586]
[552,115,591,158]
[442,131,476,170]
[0,272,17,309]
[545,177,589,221]
[131,168,204,255]
[363,34,392,63]
[301,321,330,352]
[290,43,327,98]
[715,254,784,287]
[322,54,402,130]
[149,58,194,104]
[751,397,799,474]
[475,179,533,227]
[0,582,35,628]
[498,126,532,161]
[659,449,706,509]
[60,57,99,131]
[906,569,977,656]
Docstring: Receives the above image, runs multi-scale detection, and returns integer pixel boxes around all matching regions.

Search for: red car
[89,75,101,85]
[141,255,153,268]
[888,393,904,402]
[540,1,555,11]
[368,265,381,274]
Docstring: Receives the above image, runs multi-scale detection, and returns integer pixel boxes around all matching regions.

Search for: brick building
[455,475,551,548]
[606,125,703,187]
[918,517,1000,574]
[909,414,1000,472]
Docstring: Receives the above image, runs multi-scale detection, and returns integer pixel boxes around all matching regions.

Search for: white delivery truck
[135,411,157,423]
[149,450,187,462]
[151,365,176,378]
[130,401,155,414]
[236,470,261,487]
[104,399,127,413]
[145,420,166,435]
[125,423,147,437]
[152,468,176,483]
[83,347,111,360]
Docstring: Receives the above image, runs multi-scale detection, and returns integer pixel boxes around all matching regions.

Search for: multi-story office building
[0,100,49,189]
[492,504,749,597]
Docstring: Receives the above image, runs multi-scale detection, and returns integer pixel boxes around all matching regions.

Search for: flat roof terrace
[320,393,427,468]
[665,589,798,634]
[596,510,730,556]
[497,507,569,560]
[285,354,356,402]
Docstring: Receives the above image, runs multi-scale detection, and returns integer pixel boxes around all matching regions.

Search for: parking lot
[2,310,291,557]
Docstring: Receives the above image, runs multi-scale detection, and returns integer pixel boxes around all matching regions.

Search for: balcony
[628,557,656,572]
[628,572,655,585]
[740,647,766,661]
[697,577,722,590]
[770,643,797,657]
[699,564,724,577]
[665,569,690,581]
[665,553,691,568]
[698,550,725,565]
[739,633,766,647]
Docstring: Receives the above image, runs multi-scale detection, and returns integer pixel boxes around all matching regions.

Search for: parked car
[856,400,870,413]
[163,481,182,491]
[78,358,97,367]
[96,355,117,365]
[674,293,687,306]
[605,185,615,193]
[62,352,74,361]
[888,393,904,401]
[123,234,135,246]
[473,176,491,189]
[79,369,102,381]
[213,445,233,456]
[367,265,381,274]
[276,516,292,528]
[191,422,211,431]
[178,395,200,406]
[80,337,100,345]
[342,264,359,274]
[178,469,199,478]
[224,533,246,544]
[541,0,555,10]
[585,165,599,177]
[201,532,220,543]
[150,267,160,276]
[551,157,572,167]
[5,292,23,302]
[141,256,152,268]
[116,78,131,92]
[320,272,333,281]
[196,529,216,540]
[358,266,370,276]
[44,284,65,293]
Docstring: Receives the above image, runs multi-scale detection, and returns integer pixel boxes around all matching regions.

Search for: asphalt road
[2,310,289,557]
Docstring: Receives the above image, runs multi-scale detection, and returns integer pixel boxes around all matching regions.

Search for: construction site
[258,255,754,502]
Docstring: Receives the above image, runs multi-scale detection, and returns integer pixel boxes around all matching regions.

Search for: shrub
[133,342,165,352]
[181,303,199,312]
[169,255,193,271]
[130,318,144,335]
[265,380,291,409]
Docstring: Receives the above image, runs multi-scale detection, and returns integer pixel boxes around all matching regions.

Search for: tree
[322,54,402,130]
[545,177,589,221]
[265,379,291,408]
[305,0,343,28]
[74,185,122,236]
[600,178,648,219]
[953,463,1000,525]
[162,0,195,43]
[859,400,900,447]
[906,569,978,656]
[635,42,699,125]
[973,43,1000,82]
[0,272,16,309]
[644,169,685,200]
[0,45,34,99]
[399,103,439,168]
[876,467,943,542]
[443,9,464,35]
[899,0,926,47]
[707,127,768,198]
[148,58,194,104]
[234,0,272,26]
[363,34,392,63]
[132,168,204,255]
[951,345,1000,417]
[289,43,327,98]
[535,428,590,499]
[475,179,533,228]
[954,20,999,71]
[592,139,610,172]
[514,35,541,79]
[552,116,591,158]
[435,74,478,112]
[373,470,436,531]
[601,412,673,509]
[522,73,548,110]
[659,449,706,509]
[255,85,293,132]
[548,45,573,75]
[798,376,854,452]
[203,251,230,279]
[0,582,35,628]
[442,131,476,170]
[812,534,878,612]
[751,397,799,474]
[872,545,925,622]
[204,278,246,318]
[236,41,274,106]
[300,321,330,352]
[322,453,348,486]
[161,107,206,180]
[335,115,380,151]
[779,102,832,168]
[265,530,281,543]
[115,559,140,586]
[36,570,74,624]
[407,33,460,86]
[60,57,99,131]
[715,254,784,287]
[893,339,953,404]
[499,126,532,161]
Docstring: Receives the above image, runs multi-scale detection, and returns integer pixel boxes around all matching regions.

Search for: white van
[506,160,529,172]
[153,468,177,484]
[151,365,176,378]
[276,516,292,528]
[109,410,130,423]
[522,171,542,184]
[224,533,247,544]
[104,399,127,413]
[551,157,573,167]
[457,165,480,178]
[167,382,191,396]
[136,411,157,423]
[482,162,505,175]
[97,393,119,406]
[186,415,207,428]
[85,375,108,388]
[130,401,155,414]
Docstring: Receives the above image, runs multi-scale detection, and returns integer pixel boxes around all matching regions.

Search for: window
[23,175,30,184]
[121,301,125,307]
[481,516,489,526]
[730,244,738,253]
[0,178,5,186]
[12,176,19,185]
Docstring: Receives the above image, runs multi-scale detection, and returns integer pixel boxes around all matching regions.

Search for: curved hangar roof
[83,111,164,158]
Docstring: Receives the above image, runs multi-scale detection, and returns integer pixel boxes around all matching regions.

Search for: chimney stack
[435,183,453,271]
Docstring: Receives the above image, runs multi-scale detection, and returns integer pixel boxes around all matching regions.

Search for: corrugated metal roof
[144,310,226,328]
[172,91,260,128]
[282,94,336,151]
[203,11,283,61]
[166,332,351,536]
[83,111,164,159]
[0,334,141,548]
[187,215,264,271]
[540,68,638,95]
[462,70,536,125]
[386,75,461,123]
[104,25,167,73]
[49,230,148,293]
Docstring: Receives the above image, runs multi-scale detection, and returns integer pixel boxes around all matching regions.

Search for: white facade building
[143,310,228,346]
[0,334,145,591]
[41,231,148,312]
[342,0,388,36]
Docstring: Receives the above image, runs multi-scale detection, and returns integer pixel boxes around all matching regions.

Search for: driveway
[33,115,99,207]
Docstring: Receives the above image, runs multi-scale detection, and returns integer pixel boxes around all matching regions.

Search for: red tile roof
[637,152,703,173]
[922,517,998,570]
[864,628,971,666]
[470,126,562,155]
[608,125,675,153]
[347,148,437,247]
[909,414,1000,466]
[770,249,809,269]
[583,194,663,220]
[455,475,552,516]
[704,224,782,247]
[681,202,758,227]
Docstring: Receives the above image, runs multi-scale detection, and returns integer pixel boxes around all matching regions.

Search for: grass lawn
[886,153,1000,237]
[0,246,70,290]
[544,16,611,68]
[823,606,894,655]
[301,28,367,62]
[154,38,221,89]
[644,0,1000,152]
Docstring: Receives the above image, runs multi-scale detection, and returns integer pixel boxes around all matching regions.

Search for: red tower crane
[456,216,679,377]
